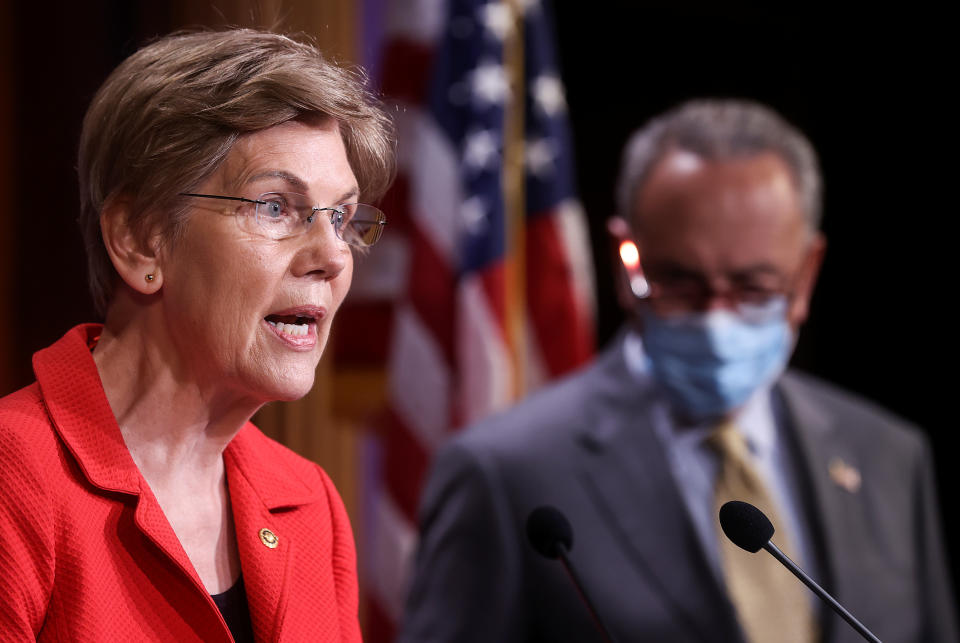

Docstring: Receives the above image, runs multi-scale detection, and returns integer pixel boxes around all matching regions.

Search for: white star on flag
[470,61,509,105]
[463,130,500,171]
[531,74,566,116]
[479,2,514,41]
[460,196,488,233]
[525,137,557,177]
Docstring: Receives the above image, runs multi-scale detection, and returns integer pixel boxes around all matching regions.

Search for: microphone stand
[764,542,882,643]
[556,546,619,643]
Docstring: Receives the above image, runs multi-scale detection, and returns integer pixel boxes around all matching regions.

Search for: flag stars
[460,196,488,233]
[470,61,509,105]
[525,137,557,177]
[479,2,514,41]
[463,130,500,171]
[531,74,567,116]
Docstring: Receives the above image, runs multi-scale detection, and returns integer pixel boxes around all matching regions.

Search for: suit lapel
[777,374,868,642]
[576,339,740,643]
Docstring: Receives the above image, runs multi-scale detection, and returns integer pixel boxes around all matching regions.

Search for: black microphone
[719,501,882,643]
[526,506,619,643]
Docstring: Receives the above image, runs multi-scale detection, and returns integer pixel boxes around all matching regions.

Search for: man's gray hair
[616,99,822,229]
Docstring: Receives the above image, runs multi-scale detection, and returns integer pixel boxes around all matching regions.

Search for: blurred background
[0,1,954,639]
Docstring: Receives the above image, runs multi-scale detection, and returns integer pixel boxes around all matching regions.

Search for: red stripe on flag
[332,301,394,366]
[381,408,431,524]
[407,225,456,367]
[378,172,414,233]
[334,176,411,366]
[379,40,435,105]
[525,214,593,376]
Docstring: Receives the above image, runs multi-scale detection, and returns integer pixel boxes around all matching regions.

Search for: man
[398,100,957,642]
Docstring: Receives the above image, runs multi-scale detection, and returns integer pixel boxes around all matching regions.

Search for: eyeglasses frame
[179,192,386,246]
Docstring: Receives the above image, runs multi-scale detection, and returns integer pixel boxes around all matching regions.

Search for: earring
[145,274,155,282]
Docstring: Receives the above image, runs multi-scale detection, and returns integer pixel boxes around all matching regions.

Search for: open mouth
[264,313,316,337]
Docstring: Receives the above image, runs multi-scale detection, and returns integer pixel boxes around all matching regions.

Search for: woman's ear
[100,197,163,294]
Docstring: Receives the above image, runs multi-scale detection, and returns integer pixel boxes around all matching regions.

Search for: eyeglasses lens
[249,193,384,246]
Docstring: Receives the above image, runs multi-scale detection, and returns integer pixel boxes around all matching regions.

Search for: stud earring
[145,274,155,282]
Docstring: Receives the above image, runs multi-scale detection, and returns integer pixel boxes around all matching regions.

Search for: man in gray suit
[399,100,958,642]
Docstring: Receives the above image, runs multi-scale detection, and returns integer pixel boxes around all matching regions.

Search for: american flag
[360,0,594,638]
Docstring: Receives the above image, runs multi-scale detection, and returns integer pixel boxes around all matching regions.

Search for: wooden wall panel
[169,0,356,61]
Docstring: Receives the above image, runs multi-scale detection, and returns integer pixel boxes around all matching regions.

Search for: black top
[211,575,255,643]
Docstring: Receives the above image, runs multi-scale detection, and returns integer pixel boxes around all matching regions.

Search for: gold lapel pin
[258,527,279,549]
[828,458,861,493]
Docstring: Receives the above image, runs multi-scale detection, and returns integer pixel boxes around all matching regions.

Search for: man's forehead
[632,149,810,274]
[633,150,804,230]
[658,148,705,176]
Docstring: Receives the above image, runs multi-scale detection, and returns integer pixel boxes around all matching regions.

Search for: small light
[630,274,651,299]
[619,240,640,270]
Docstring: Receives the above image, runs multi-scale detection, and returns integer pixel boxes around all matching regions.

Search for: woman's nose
[289,216,348,281]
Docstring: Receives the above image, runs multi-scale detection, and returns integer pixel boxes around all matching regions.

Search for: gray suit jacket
[399,334,958,643]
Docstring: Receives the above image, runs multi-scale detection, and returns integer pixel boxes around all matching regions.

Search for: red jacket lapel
[225,426,319,641]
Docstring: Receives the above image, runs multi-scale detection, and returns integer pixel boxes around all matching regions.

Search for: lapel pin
[259,527,279,549]
[828,457,861,493]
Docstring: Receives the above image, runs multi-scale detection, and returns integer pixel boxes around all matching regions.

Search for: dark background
[4,3,956,588]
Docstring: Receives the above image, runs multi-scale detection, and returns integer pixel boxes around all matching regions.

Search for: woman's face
[158,119,356,404]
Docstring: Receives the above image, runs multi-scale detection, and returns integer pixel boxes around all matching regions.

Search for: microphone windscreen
[719,500,775,553]
[526,505,574,559]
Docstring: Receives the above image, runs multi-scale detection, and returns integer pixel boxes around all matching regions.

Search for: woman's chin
[271,387,314,403]
[250,369,318,404]
[273,380,317,403]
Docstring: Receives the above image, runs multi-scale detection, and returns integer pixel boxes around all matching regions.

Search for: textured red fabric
[0,324,362,642]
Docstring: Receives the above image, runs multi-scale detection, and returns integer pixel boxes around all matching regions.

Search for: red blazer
[0,325,362,642]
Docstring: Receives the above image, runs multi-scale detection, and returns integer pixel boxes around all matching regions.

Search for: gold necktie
[710,421,817,643]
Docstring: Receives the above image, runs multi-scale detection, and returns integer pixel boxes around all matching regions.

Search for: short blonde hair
[78,28,396,315]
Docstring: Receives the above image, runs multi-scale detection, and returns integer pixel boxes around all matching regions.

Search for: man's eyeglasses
[180,192,386,247]
[620,240,796,322]
[642,274,792,322]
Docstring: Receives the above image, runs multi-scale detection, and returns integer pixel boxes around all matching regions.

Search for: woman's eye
[260,197,299,222]
[340,204,361,227]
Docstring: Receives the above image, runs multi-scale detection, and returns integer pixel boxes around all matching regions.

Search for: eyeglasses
[641,271,795,322]
[180,192,386,247]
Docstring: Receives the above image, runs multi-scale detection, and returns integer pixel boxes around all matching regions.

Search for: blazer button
[259,528,279,549]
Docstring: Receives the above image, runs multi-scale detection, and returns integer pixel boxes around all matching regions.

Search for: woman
[0,29,393,641]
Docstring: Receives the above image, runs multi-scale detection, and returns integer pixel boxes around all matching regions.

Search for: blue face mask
[641,298,793,421]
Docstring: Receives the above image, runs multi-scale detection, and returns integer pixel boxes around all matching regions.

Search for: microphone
[526,506,619,643]
[719,501,882,643]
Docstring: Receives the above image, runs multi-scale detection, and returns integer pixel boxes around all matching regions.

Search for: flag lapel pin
[828,457,861,493]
